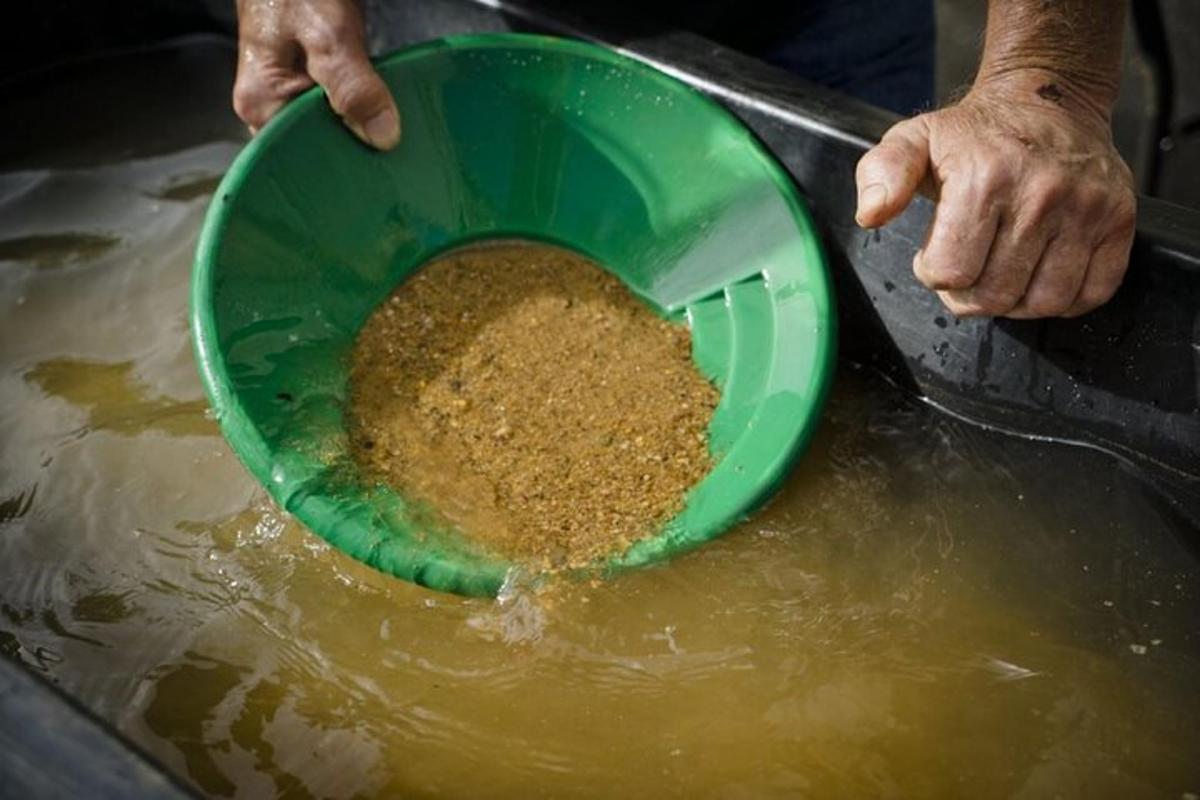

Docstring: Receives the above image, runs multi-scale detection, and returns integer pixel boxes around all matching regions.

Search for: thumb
[854,116,931,229]
[307,38,401,151]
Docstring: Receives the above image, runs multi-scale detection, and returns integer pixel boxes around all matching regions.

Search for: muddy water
[2,41,1200,800]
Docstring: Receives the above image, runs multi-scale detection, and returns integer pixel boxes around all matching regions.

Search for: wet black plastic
[0,658,199,799]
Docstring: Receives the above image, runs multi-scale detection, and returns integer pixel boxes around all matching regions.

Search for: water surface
[1,40,1198,800]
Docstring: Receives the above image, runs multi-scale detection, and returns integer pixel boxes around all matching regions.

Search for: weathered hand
[233,0,400,150]
[854,72,1136,319]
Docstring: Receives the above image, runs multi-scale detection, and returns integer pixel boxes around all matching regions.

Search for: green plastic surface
[191,33,835,596]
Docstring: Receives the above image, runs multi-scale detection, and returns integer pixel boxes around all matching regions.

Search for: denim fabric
[556,0,939,116]
[756,0,936,115]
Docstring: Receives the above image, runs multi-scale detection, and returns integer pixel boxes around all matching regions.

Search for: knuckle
[916,246,982,291]
[300,19,347,58]
[1029,174,1070,214]
[997,136,1032,162]
[913,253,964,290]
[1011,208,1057,245]
[327,68,385,117]
[912,252,927,280]
[1038,266,1082,296]
[1073,183,1137,236]
[940,290,997,318]
[942,280,1019,316]
[854,151,879,184]
[1022,269,1084,316]
[971,287,1020,315]
[1111,194,1138,233]
[232,79,267,127]
[974,157,1013,195]
[1111,156,1136,189]
[232,88,253,123]
[1091,260,1129,297]
[1073,284,1115,313]
[929,266,977,291]
[881,117,919,145]
[942,272,977,291]
[941,300,976,318]
[860,139,915,183]
[232,67,308,129]
[937,290,975,317]
[1071,182,1110,218]
[1021,292,1072,317]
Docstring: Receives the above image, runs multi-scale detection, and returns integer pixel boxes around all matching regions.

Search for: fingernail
[856,183,888,225]
[363,109,400,150]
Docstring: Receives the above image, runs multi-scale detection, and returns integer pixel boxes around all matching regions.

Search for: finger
[1063,229,1135,318]
[1064,196,1136,317]
[937,215,1048,317]
[233,41,315,132]
[855,117,931,228]
[913,169,1001,291]
[306,34,400,150]
[1006,234,1092,319]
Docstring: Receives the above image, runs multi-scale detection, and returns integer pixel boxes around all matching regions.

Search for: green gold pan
[191,33,835,596]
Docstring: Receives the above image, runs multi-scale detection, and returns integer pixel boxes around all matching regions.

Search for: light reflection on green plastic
[191,33,835,596]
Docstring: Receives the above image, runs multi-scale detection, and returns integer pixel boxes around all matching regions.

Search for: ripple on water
[1,46,1198,798]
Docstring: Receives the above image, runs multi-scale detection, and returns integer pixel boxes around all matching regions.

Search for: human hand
[854,72,1136,319]
[233,0,401,150]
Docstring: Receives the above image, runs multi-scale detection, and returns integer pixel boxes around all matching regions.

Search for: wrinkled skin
[233,0,400,149]
[855,73,1136,319]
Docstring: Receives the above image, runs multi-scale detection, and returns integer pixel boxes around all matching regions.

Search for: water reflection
[0,232,121,271]
[27,359,214,437]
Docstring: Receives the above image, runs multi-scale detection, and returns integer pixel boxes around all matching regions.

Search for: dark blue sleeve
[756,0,936,116]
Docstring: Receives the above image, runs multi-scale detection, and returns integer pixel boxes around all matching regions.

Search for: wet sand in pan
[348,242,719,568]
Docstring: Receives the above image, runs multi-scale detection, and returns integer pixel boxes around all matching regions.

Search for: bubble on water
[302,536,330,555]
[465,568,546,645]
[238,506,286,547]
[984,657,1040,682]
[646,625,683,655]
